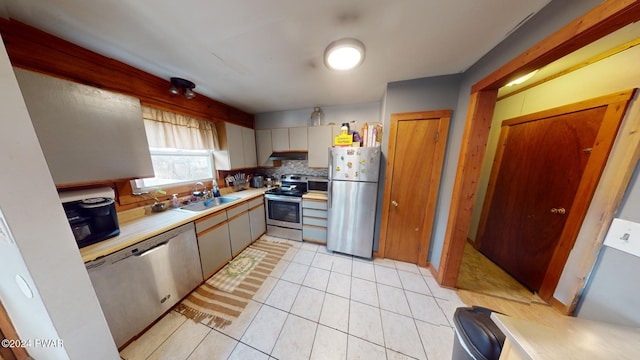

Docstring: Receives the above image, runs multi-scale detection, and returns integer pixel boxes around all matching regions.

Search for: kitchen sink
[177,196,240,212]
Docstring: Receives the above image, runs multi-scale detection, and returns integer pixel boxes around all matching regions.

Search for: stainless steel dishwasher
[85,222,203,348]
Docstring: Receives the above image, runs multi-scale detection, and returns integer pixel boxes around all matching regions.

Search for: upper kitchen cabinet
[289,127,308,151]
[271,127,308,151]
[271,128,290,152]
[214,122,257,170]
[242,127,257,167]
[307,125,333,168]
[14,68,154,186]
[255,129,274,167]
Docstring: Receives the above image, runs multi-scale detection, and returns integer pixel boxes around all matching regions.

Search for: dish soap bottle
[213,180,220,198]
[171,194,180,208]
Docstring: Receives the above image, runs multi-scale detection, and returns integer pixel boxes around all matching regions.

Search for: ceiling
[1,0,552,114]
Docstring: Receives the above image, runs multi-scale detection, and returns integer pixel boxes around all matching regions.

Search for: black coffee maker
[59,187,120,248]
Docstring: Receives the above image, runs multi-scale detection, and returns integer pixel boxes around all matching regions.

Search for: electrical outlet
[604,218,640,257]
[0,208,16,246]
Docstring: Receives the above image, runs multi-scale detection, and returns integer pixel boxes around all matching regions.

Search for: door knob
[391,200,398,207]
[550,207,566,214]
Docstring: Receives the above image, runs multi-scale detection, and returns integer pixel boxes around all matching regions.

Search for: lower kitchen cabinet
[195,210,231,279]
[228,202,252,256]
[197,223,231,279]
[195,195,266,277]
[248,197,266,241]
[302,198,328,243]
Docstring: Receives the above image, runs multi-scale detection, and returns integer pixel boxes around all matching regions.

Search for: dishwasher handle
[134,240,170,257]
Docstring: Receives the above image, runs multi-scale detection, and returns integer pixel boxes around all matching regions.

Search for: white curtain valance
[142,106,220,150]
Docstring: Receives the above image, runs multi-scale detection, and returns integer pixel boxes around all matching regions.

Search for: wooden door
[379,110,451,264]
[476,103,616,291]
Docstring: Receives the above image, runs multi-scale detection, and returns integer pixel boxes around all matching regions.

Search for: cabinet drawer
[248,196,263,209]
[303,208,327,219]
[195,211,227,234]
[303,216,327,227]
[227,201,249,218]
[303,225,327,243]
[302,200,327,210]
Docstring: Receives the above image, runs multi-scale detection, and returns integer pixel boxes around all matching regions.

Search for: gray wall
[255,102,381,129]
[377,75,463,252]
[428,0,601,269]
[618,167,640,222]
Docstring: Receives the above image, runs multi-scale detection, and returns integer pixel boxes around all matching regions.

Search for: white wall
[0,36,119,359]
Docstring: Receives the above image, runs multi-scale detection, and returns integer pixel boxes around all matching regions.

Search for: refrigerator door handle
[327,147,333,209]
[328,147,333,181]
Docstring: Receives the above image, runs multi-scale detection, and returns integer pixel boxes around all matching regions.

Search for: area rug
[175,237,291,329]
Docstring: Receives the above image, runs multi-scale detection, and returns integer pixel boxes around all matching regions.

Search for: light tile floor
[121,240,466,360]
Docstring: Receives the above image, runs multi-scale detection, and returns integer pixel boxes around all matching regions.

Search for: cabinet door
[197,223,231,279]
[242,127,257,167]
[15,68,154,185]
[255,129,273,167]
[307,125,332,168]
[226,123,245,168]
[228,212,251,256]
[289,127,308,151]
[249,204,266,241]
[271,128,290,151]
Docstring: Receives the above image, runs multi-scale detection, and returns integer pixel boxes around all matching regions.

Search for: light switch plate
[604,218,640,258]
[0,208,16,246]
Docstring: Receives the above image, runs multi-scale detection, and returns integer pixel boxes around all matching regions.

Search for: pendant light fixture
[324,38,365,71]
[169,77,196,99]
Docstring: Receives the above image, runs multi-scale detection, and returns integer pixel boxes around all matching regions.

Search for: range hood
[268,151,308,161]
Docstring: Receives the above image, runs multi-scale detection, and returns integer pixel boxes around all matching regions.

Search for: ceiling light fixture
[169,77,196,99]
[505,69,539,87]
[324,38,365,71]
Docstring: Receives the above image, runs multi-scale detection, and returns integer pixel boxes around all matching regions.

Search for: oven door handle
[265,194,302,203]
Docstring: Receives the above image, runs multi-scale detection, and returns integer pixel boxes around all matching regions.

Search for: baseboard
[425,263,458,289]
[549,296,573,315]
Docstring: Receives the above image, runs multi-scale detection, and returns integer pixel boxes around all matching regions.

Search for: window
[132,148,214,191]
[132,106,220,192]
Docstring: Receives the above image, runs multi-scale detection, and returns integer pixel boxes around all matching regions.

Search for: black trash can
[452,306,506,360]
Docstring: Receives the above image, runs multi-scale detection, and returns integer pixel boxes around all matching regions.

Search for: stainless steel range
[264,174,308,241]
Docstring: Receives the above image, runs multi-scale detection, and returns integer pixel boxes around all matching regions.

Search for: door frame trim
[437,0,640,308]
[474,90,635,294]
[377,110,451,266]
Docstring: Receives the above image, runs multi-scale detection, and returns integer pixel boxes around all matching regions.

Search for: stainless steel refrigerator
[327,146,381,258]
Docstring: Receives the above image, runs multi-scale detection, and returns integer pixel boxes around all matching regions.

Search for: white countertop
[80,188,266,263]
[491,313,640,359]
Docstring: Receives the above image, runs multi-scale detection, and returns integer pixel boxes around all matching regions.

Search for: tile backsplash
[260,160,328,178]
